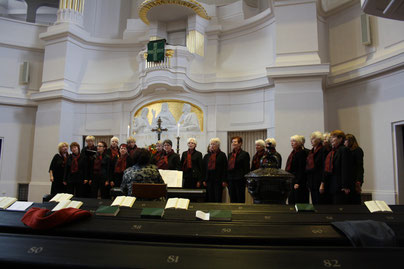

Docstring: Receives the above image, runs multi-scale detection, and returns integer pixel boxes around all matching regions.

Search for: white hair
[290,135,304,146]
[209,137,221,147]
[187,137,197,145]
[265,138,277,148]
[255,139,265,147]
[310,131,323,142]
[111,136,119,143]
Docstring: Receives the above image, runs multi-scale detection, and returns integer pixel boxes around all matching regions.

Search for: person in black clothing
[106,136,120,160]
[202,138,228,202]
[49,142,69,195]
[112,144,133,188]
[265,138,282,168]
[306,131,327,204]
[324,130,353,204]
[89,141,111,199]
[251,139,266,171]
[64,142,88,197]
[127,136,138,159]
[227,136,250,203]
[286,135,309,204]
[81,135,97,197]
[345,134,364,204]
[156,139,181,170]
[180,138,203,188]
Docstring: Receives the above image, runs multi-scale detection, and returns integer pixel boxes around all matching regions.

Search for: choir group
[49,130,364,205]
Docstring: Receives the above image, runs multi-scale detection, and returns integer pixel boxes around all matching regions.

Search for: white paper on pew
[196,210,210,221]
[6,201,33,211]
[158,169,183,187]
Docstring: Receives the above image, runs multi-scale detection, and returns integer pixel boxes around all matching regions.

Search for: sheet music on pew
[158,169,183,187]
[364,200,393,213]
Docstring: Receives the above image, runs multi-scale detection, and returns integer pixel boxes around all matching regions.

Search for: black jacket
[64,154,88,184]
[180,150,203,182]
[286,149,307,185]
[227,150,250,181]
[351,147,364,184]
[306,146,327,189]
[327,145,354,193]
[202,151,228,183]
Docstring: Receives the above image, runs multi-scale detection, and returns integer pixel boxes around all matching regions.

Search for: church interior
[1,0,404,267]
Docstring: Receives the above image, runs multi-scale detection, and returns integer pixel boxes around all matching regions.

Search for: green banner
[147,39,166,62]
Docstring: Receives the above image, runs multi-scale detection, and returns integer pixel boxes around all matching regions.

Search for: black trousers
[228,179,246,203]
[90,177,110,199]
[288,186,309,205]
[66,181,88,198]
[51,179,66,195]
[206,180,222,202]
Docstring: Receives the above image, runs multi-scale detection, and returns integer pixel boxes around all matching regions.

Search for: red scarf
[183,149,194,171]
[252,149,265,170]
[110,147,119,159]
[324,146,338,173]
[60,153,68,168]
[285,148,301,172]
[228,148,241,170]
[114,154,128,173]
[70,153,80,173]
[93,154,103,174]
[157,150,174,169]
[208,150,218,170]
[306,144,323,171]
[128,145,138,158]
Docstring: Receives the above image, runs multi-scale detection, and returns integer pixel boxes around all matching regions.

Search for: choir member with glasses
[227,136,250,203]
[64,142,88,197]
[202,138,228,202]
[181,138,203,188]
[49,142,69,195]
[112,144,133,188]
[89,141,112,199]
[156,139,181,170]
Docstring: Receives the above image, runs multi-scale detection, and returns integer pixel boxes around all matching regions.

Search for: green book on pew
[95,205,120,216]
[141,208,164,219]
[209,210,232,221]
[295,203,315,212]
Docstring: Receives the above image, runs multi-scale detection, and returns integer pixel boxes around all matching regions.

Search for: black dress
[112,154,133,188]
[64,154,88,197]
[227,150,250,203]
[181,150,203,188]
[90,153,112,199]
[286,149,309,204]
[350,147,364,204]
[306,145,327,204]
[49,153,67,195]
[324,145,354,204]
[202,150,227,203]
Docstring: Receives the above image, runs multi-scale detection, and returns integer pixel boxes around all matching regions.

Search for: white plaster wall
[325,70,404,204]
[83,0,132,39]
[0,105,36,197]
[216,22,276,78]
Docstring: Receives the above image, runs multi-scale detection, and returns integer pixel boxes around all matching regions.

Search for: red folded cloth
[21,207,92,230]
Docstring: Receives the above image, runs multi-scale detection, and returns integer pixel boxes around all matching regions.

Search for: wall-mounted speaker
[21,61,30,84]
[361,13,371,45]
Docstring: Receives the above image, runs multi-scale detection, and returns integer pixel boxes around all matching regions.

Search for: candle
[127,125,130,137]
[177,123,180,137]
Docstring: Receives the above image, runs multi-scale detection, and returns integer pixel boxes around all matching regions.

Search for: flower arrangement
[148,143,157,155]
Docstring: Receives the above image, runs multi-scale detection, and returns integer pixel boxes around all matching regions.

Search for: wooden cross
[151,117,168,141]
